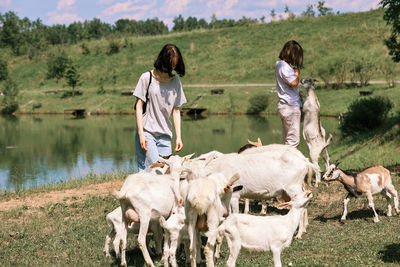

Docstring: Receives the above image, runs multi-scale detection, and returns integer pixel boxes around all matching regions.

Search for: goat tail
[111,189,126,200]
[188,192,215,215]
[159,216,167,229]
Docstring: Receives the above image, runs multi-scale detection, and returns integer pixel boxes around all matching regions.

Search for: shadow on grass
[314,209,385,223]
[379,244,400,263]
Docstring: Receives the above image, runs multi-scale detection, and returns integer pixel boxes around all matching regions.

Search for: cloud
[57,0,77,10]
[101,0,155,16]
[47,11,82,24]
[46,0,80,25]
[0,0,12,7]
[98,0,114,4]
[328,0,380,11]
[163,0,192,15]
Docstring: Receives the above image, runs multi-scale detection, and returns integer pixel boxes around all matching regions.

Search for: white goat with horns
[301,78,332,187]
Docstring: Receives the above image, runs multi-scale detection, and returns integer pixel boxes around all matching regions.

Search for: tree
[65,61,82,96]
[317,1,333,16]
[46,52,70,83]
[172,14,185,31]
[381,0,400,62]
[1,77,19,114]
[302,4,316,17]
[270,9,276,21]
[0,58,8,81]
[0,11,24,55]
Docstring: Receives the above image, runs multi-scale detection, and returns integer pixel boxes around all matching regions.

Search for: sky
[0,0,382,29]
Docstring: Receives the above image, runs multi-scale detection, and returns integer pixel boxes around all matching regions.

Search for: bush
[349,58,375,86]
[340,96,393,136]
[107,40,120,55]
[1,78,19,114]
[247,94,269,114]
[81,43,90,55]
[0,58,8,81]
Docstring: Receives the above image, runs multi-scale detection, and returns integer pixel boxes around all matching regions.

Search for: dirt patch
[0,180,123,212]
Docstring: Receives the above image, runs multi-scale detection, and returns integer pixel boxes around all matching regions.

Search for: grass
[1,172,400,266]
[2,8,399,115]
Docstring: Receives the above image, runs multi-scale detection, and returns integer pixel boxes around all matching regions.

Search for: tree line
[0,1,339,57]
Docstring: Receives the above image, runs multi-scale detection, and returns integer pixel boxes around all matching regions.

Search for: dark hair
[279,40,303,69]
[154,44,185,77]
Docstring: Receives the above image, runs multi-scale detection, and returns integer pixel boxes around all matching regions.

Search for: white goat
[159,200,190,267]
[103,207,161,258]
[301,78,333,187]
[219,190,313,267]
[185,172,240,267]
[112,155,190,267]
[206,144,319,239]
[323,162,399,223]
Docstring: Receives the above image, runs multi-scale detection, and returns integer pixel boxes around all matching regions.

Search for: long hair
[154,44,185,77]
[279,40,303,68]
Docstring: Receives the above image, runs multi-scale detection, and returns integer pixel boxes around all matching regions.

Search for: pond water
[0,114,340,191]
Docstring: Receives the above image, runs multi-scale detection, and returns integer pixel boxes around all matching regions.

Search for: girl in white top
[275,40,303,147]
[134,44,186,171]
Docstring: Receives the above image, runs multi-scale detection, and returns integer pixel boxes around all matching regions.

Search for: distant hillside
[4,8,398,92]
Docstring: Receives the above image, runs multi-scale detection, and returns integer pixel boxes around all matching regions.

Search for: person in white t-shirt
[275,40,303,147]
[134,44,187,172]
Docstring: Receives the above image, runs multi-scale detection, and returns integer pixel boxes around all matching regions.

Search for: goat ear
[277,202,292,210]
[150,162,165,169]
[184,153,195,160]
[157,157,167,163]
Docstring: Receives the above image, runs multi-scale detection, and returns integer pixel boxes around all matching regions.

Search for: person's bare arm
[135,99,147,152]
[172,107,183,152]
[289,68,300,88]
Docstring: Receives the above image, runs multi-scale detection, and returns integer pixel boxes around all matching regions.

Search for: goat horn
[334,160,341,166]
[226,173,240,187]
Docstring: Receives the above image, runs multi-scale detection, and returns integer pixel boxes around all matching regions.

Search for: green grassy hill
[2,8,400,115]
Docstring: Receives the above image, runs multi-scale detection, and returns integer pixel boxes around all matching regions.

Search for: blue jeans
[135,132,172,172]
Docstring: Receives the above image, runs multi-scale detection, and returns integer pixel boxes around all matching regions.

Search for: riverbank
[13,82,400,116]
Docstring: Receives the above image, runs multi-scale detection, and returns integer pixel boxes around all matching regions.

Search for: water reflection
[0,115,340,191]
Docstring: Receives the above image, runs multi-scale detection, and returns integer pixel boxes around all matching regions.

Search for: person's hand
[294,68,300,77]
[175,137,183,152]
[139,133,148,152]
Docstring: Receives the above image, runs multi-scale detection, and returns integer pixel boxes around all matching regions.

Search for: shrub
[107,39,120,55]
[1,78,19,114]
[340,96,393,136]
[81,43,90,55]
[349,58,375,87]
[46,52,71,83]
[0,58,8,81]
[247,94,269,114]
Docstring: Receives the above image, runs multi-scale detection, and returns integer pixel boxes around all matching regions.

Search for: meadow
[1,7,400,267]
[2,8,399,115]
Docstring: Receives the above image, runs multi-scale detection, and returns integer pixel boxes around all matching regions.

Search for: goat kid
[185,172,240,267]
[323,162,399,223]
[103,206,161,258]
[301,78,332,187]
[112,155,191,267]
[219,190,313,267]
[159,199,190,267]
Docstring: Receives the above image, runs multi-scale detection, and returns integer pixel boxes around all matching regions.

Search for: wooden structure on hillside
[64,109,86,117]
[181,94,207,118]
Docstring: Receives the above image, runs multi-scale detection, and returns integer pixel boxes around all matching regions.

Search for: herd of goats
[103,79,399,267]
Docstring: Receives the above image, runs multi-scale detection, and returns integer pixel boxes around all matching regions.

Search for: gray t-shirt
[134,71,186,139]
[275,60,302,107]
